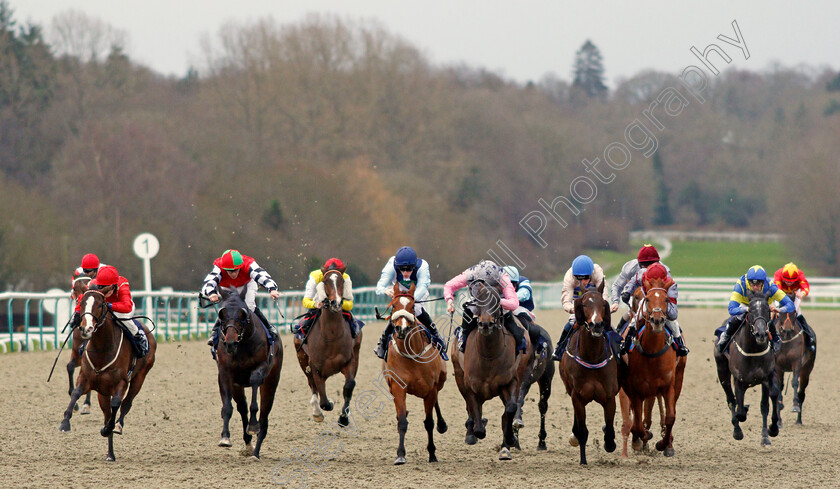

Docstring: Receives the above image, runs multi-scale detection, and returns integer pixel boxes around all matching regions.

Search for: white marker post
[133,233,160,319]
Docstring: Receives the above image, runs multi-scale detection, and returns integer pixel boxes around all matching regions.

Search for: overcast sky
[11,1,840,85]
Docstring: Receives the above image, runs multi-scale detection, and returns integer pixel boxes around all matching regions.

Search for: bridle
[468,279,502,331]
[80,290,109,336]
[579,291,606,337]
[322,270,344,313]
[220,307,252,344]
[635,287,668,329]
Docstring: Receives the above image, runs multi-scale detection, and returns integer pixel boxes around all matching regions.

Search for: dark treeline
[2,5,839,291]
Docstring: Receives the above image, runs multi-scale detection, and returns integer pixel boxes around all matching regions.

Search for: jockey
[87,265,149,357]
[503,265,549,357]
[202,250,281,354]
[716,265,794,352]
[620,262,689,356]
[444,260,526,355]
[293,258,364,338]
[551,255,611,360]
[373,246,448,361]
[773,262,816,352]
[70,253,109,330]
[611,244,662,333]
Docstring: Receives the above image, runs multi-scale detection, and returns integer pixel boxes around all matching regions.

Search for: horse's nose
[224,341,238,354]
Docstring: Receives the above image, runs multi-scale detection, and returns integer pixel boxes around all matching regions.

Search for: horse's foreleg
[434,400,447,434]
[768,375,780,438]
[218,374,234,448]
[630,397,646,451]
[571,395,589,465]
[248,381,261,436]
[603,394,617,454]
[424,394,438,463]
[95,393,117,462]
[231,385,250,448]
[499,388,518,452]
[66,359,77,399]
[619,390,631,458]
[463,393,478,445]
[337,361,358,428]
[796,356,815,424]
[731,382,745,441]
[252,380,278,460]
[536,365,552,451]
[760,383,771,446]
[59,385,86,432]
[312,371,333,412]
[655,387,677,456]
[391,385,408,465]
[469,395,486,441]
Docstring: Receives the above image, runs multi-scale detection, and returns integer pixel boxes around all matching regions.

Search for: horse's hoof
[792,404,801,413]
[394,456,406,465]
[569,434,579,447]
[605,439,616,453]
[219,437,232,447]
[250,455,261,461]
[537,441,547,451]
[248,424,259,435]
[80,404,91,415]
[112,422,122,435]
[337,415,349,428]
[429,453,438,463]
[321,401,334,412]
[769,424,779,437]
[513,418,525,429]
[733,428,744,441]
[655,440,665,451]
[664,447,675,457]
[499,447,512,460]
[105,455,115,462]
[437,420,448,434]
[312,413,324,423]
[736,413,747,423]
[465,434,477,445]
[632,438,643,451]
[474,429,486,440]
[100,426,112,437]
[761,437,771,447]
[59,420,71,432]
[240,443,255,457]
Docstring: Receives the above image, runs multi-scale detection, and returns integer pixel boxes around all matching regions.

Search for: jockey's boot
[615,316,628,335]
[716,331,730,352]
[552,323,573,361]
[425,323,450,361]
[769,320,782,352]
[458,319,477,353]
[207,319,220,346]
[134,330,149,358]
[503,314,527,355]
[798,315,817,352]
[374,323,394,360]
[621,324,637,355]
[253,307,277,344]
[673,335,689,357]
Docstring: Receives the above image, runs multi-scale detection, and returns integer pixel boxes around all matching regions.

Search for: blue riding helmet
[571,255,595,276]
[503,266,520,283]
[394,246,419,269]
[746,265,767,282]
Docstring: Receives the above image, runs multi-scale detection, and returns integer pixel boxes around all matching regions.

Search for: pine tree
[572,40,608,100]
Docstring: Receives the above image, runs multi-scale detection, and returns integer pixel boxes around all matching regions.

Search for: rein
[630,288,672,358]
[85,330,124,374]
[565,332,613,369]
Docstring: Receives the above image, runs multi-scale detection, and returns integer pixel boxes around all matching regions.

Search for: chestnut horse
[713,292,780,446]
[215,287,282,460]
[294,267,362,427]
[59,288,157,461]
[558,287,618,465]
[450,279,531,461]
[618,277,687,458]
[383,282,447,465]
[774,310,816,425]
[67,276,93,415]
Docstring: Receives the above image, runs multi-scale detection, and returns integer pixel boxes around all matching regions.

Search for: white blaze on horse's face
[81,295,97,339]
[329,272,342,302]
[588,296,597,324]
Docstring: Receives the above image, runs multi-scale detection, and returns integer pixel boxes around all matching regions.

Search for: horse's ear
[602,299,612,329]
[642,279,651,292]
[408,282,416,297]
[338,265,347,275]
[597,280,605,294]
[218,287,228,301]
[574,297,586,326]
[239,287,247,301]
[392,282,400,296]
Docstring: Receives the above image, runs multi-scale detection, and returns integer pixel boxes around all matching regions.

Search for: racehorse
[558,287,619,465]
[294,267,362,427]
[774,310,816,426]
[214,287,282,459]
[618,276,686,458]
[512,321,553,451]
[713,291,780,446]
[382,282,447,465]
[67,276,93,415]
[59,288,157,461]
[450,278,531,461]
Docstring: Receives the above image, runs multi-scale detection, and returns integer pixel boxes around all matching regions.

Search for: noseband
[637,287,668,327]
[80,290,109,335]
[221,307,251,344]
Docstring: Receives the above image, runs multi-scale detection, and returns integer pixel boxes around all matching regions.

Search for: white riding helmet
[502,265,520,283]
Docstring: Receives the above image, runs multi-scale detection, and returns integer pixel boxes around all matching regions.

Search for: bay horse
[512,320,554,451]
[450,278,531,461]
[774,309,816,425]
[294,267,362,427]
[67,276,93,415]
[713,291,780,446]
[558,287,619,465]
[618,276,687,458]
[215,287,282,459]
[59,288,157,461]
[382,282,448,465]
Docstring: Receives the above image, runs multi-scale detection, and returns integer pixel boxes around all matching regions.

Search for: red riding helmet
[643,262,668,282]
[91,265,119,286]
[781,263,800,283]
[637,244,660,264]
[324,258,345,270]
[81,253,100,269]
[219,249,244,271]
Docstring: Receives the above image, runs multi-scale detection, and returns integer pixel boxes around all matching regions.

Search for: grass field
[587,240,793,277]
